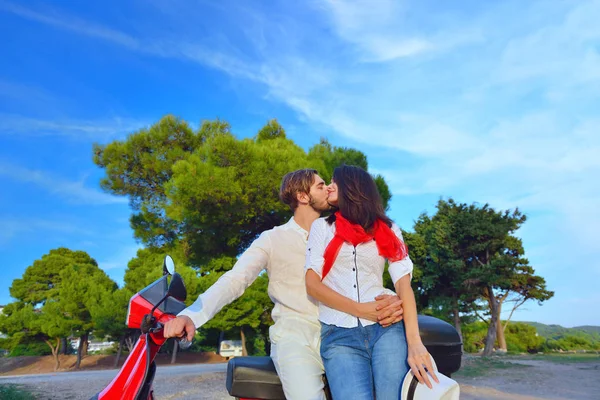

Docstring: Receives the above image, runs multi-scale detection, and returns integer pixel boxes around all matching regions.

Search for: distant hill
[574,326,600,334]
[520,321,600,339]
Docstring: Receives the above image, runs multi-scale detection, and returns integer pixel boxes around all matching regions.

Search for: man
[164,168,404,400]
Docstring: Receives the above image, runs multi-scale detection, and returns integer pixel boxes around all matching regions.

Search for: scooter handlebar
[178,336,192,350]
[153,321,193,349]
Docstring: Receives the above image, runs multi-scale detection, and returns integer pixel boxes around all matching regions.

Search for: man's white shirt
[178,217,319,328]
[305,217,413,328]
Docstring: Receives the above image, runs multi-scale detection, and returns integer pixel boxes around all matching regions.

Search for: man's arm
[164,233,270,340]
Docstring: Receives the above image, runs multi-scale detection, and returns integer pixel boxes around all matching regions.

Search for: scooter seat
[226,356,286,400]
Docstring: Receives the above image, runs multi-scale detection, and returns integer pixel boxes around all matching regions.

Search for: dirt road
[1,354,598,399]
[456,355,600,400]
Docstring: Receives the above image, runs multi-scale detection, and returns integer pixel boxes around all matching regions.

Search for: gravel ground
[2,355,599,399]
[1,364,233,400]
[455,356,600,400]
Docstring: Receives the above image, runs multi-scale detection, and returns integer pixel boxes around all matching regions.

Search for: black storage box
[226,315,462,399]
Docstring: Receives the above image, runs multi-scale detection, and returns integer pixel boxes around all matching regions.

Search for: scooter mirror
[163,255,175,275]
[167,272,187,302]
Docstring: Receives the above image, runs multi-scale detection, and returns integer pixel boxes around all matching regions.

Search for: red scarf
[321,212,408,280]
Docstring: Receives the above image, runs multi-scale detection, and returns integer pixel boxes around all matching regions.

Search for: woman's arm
[395,275,439,388]
[305,269,381,321]
[394,276,420,345]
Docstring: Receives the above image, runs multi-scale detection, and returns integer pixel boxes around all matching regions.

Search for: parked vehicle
[219,340,244,359]
[90,255,190,400]
[226,315,462,400]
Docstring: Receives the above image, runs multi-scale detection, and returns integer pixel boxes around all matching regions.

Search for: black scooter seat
[226,356,286,400]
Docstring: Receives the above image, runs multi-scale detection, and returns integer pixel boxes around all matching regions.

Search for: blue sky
[0,0,598,328]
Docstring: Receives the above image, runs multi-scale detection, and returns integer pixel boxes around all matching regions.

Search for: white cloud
[0,217,93,244]
[0,1,139,49]
[0,80,56,105]
[3,0,599,324]
[0,162,128,205]
[97,244,142,271]
[319,0,432,61]
[0,113,148,140]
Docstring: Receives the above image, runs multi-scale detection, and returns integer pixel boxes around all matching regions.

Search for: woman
[305,165,437,400]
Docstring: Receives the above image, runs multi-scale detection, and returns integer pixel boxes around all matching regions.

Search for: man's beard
[309,195,335,213]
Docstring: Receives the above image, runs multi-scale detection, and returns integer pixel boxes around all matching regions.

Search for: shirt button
[353,285,357,288]
[353,268,356,271]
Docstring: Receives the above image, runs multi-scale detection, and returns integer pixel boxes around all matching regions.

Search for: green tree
[494,260,553,352]
[307,138,391,209]
[93,115,206,250]
[10,248,98,306]
[4,248,103,364]
[95,116,392,348]
[35,301,76,370]
[90,287,134,367]
[256,119,286,142]
[410,199,553,355]
[95,117,390,264]
[439,199,551,356]
[198,258,272,356]
[58,262,117,368]
[408,202,480,339]
[0,302,73,370]
[165,128,325,264]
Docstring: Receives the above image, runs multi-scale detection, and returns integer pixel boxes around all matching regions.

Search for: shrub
[9,342,52,357]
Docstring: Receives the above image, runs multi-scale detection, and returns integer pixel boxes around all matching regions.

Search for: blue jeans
[320,321,409,400]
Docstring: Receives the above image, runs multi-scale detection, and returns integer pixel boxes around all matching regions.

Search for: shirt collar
[286,217,309,242]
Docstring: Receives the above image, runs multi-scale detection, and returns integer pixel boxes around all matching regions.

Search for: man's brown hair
[279,169,319,211]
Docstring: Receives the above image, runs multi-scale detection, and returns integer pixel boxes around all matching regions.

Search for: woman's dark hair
[326,165,392,231]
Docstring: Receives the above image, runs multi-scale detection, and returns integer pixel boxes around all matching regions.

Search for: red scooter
[91,255,462,400]
[91,255,191,400]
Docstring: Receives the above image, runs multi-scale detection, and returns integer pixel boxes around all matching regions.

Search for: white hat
[400,357,460,400]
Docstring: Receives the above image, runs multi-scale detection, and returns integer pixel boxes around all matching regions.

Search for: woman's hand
[355,301,380,322]
[374,294,404,327]
[356,297,404,324]
[407,341,439,389]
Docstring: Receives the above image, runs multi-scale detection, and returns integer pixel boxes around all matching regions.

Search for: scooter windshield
[139,276,187,316]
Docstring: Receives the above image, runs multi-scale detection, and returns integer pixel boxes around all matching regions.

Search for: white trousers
[270,318,326,400]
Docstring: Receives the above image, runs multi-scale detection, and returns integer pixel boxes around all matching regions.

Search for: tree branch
[503,297,528,332]
[474,309,489,324]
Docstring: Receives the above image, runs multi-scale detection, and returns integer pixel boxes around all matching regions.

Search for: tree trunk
[452,296,462,340]
[114,336,125,368]
[76,332,89,369]
[82,336,89,356]
[171,340,179,364]
[482,287,499,356]
[241,327,248,356]
[263,328,271,356]
[496,301,507,352]
[45,338,61,371]
[61,337,69,355]
[217,331,225,355]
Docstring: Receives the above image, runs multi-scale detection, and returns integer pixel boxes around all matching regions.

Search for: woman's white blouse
[305,217,413,328]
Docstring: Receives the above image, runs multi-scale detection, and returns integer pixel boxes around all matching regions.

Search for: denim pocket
[320,322,335,340]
